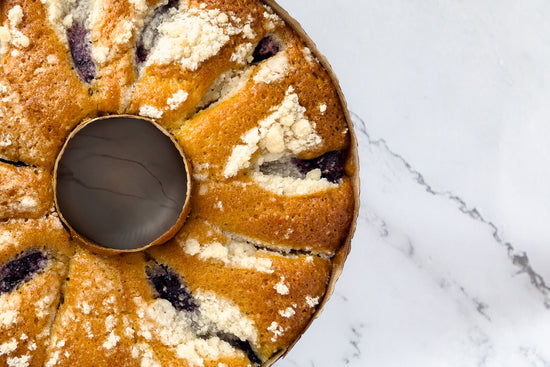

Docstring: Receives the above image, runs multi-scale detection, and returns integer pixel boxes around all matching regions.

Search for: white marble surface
[274,1,550,366]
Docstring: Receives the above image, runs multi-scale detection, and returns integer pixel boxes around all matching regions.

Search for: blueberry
[145,264,261,364]
[145,263,198,312]
[216,332,262,366]
[252,35,281,63]
[292,150,345,183]
[136,44,148,63]
[67,23,96,83]
[0,249,49,294]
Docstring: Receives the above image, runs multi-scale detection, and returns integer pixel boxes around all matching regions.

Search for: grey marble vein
[351,111,550,308]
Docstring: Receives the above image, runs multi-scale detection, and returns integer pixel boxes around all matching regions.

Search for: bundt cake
[0,0,358,366]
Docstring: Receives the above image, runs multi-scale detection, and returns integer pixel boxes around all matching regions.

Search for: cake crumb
[0,27,11,43]
[167,90,189,110]
[242,24,255,39]
[278,307,295,318]
[102,331,120,350]
[0,339,18,356]
[147,7,231,71]
[0,310,18,327]
[8,6,24,28]
[92,45,110,65]
[253,52,289,84]
[46,54,58,65]
[224,86,321,177]
[252,165,336,196]
[302,47,315,64]
[183,238,273,273]
[223,128,260,177]
[230,42,254,65]
[45,351,59,367]
[267,321,284,342]
[305,296,319,308]
[129,0,147,12]
[7,354,30,367]
[139,105,164,119]
[105,315,116,331]
[319,103,327,113]
[274,277,289,295]
[80,301,92,315]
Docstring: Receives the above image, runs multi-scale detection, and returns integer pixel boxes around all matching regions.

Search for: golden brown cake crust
[0,163,53,221]
[190,177,355,255]
[45,248,138,367]
[0,0,358,366]
[0,0,97,169]
[0,216,73,367]
[149,238,332,359]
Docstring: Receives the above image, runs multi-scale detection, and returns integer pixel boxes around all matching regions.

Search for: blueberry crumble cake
[0,0,358,366]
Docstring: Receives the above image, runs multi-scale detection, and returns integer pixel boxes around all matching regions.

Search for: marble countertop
[274,1,550,366]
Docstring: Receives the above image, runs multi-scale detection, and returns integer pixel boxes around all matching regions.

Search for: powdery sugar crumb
[102,331,120,350]
[195,291,258,344]
[224,86,322,178]
[0,339,18,356]
[8,6,24,28]
[139,105,164,119]
[251,170,336,196]
[274,277,289,295]
[253,52,289,85]
[305,296,320,308]
[182,239,274,274]
[1,5,30,53]
[45,351,59,367]
[0,310,18,327]
[278,307,296,318]
[147,7,231,71]
[230,42,254,65]
[167,90,189,110]
[7,354,30,367]
[267,321,284,342]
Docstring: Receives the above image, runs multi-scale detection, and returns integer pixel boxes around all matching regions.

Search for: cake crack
[0,157,30,168]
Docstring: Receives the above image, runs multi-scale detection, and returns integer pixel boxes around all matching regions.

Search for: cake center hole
[54,116,191,252]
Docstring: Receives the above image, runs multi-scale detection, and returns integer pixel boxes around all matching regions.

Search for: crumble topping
[139,105,164,119]
[278,307,295,318]
[250,170,336,196]
[224,86,322,178]
[267,321,284,342]
[182,238,274,274]
[0,5,30,55]
[305,296,319,308]
[6,354,30,367]
[167,90,189,110]
[274,277,289,295]
[253,52,290,84]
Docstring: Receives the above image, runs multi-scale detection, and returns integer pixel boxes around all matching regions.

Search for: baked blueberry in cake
[0,0,358,366]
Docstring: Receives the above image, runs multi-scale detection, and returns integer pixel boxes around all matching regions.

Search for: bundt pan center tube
[53,115,192,254]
